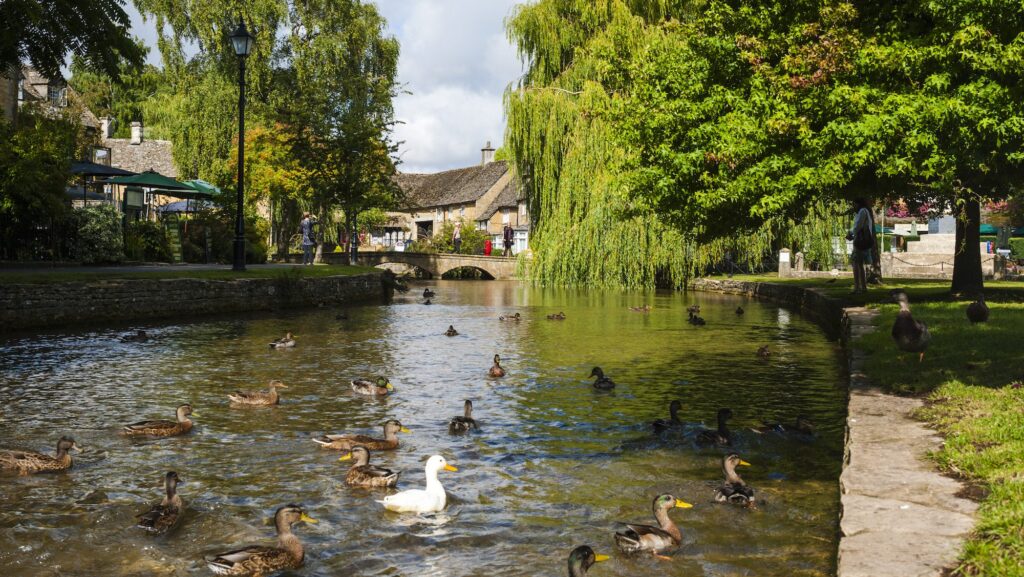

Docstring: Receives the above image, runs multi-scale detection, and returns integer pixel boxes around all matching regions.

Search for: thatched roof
[397,160,508,209]
[477,179,523,220]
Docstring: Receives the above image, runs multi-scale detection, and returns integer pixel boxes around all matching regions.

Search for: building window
[48,86,66,107]
[459,206,465,218]
[92,146,111,166]
[501,208,510,224]
[435,208,442,221]
[519,202,527,217]
[17,79,23,101]
[477,220,487,231]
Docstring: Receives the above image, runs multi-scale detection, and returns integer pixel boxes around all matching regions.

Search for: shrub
[433,219,488,254]
[75,205,123,264]
[180,208,269,264]
[125,220,171,262]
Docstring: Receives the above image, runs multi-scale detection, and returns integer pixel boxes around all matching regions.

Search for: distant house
[385,143,530,254]
[97,117,178,220]
[17,66,99,131]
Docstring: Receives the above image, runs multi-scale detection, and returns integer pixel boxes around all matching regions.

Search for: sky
[123,0,524,173]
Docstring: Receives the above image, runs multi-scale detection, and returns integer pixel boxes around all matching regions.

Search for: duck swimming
[269,332,296,349]
[546,312,566,320]
[313,419,408,451]
[0,436,80,475]
[891,291,930,362]
[121,330,149,343]
[757,345,771,359]
[351,377,393,396]
[339,446,400,488]
[735,306,745,315]
[629,305,651,313]
[122,404,196,437]
[444,325,459,337]
[448,400,478,434]
[229,380,287,406]
[686,304,700,314]
[423,288,436,298]
[136,471,184,535]
[567,546,609,577]
[489,354,506,377]
[688,311,706,325]
[751,415,814,435]
[614,494,693,557]
[589,367,615,390]
[205,504,316,576]
[966,293,989,324]
[695,408,733,446]
[714,453,755,507]
[379,455,457,513]
[499,312,522,321]
[652,400,683,434]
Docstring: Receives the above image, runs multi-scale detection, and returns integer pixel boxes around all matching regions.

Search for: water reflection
[0,281,844,576]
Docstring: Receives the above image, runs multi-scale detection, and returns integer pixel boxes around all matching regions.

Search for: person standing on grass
[503,223,514,257]
[452,221,462,254]
[300,212,316,266]
[848,198,875,294]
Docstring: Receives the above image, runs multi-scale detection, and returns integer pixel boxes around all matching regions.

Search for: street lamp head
[230,19,255,58]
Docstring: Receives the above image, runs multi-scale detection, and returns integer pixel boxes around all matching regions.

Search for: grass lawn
[723,273,1024,576]
[0,264,379,284]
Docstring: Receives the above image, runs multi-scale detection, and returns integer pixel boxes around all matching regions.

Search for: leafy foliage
[74,205,123,264]
[432,220,488,255]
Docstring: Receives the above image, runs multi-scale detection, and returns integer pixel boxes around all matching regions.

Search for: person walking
[502,223,514,257]
[452,221,462,254]
[848,198,874,294]
[300,212,316,266]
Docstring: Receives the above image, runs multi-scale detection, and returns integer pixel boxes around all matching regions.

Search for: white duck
[378,455,457,513]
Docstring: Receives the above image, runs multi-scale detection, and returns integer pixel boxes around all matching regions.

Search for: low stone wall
[692,277,977,577]
[0,272,387,332]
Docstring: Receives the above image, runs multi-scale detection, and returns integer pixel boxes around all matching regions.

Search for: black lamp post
[230,19,254,271]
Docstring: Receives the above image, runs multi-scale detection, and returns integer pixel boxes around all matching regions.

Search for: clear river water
[0,280,846,577]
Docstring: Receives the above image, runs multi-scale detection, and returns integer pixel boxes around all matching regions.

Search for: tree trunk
[951,198,983,295]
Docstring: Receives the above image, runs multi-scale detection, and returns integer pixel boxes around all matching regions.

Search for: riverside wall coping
[692,278,978,577]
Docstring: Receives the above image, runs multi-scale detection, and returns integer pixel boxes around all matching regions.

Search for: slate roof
[397,160,508,209]
[477,179,523,221]
[104,137,178,178]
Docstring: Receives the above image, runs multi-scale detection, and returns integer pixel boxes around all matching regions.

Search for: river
[0,280,845,576]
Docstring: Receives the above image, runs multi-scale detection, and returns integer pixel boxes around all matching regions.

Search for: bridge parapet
[354,251,519,280]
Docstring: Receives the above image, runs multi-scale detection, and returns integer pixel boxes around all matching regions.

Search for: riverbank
[695,276,1024,577]
[0,265,387,332]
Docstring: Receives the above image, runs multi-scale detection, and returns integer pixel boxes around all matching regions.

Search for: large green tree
[0,0,143,80]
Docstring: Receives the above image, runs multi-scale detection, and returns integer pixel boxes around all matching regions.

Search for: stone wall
[690,278,847,337]
[0,272,387,332]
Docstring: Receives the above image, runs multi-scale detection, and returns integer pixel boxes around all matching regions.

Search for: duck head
[339,445,371,466]
[567,545,608,576]
[426,454,458,474]
[384,419,411,435]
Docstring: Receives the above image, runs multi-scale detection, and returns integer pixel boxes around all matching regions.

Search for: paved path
[839,307,978,577]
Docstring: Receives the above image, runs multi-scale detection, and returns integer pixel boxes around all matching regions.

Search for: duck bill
[300,513,318,524]
[675,499,693,509]
[190,412,200,417]
[594,554,610,562]
[72,443,83,453]
[386,384,394,391]
[339,453,353,462]
[738,460,752,467]
[444,464,459,472]
[399,427,411,433]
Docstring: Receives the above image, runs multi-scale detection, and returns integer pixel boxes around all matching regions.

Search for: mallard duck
[589,367,615,390]
[122,404,196,437]
[351,377,393,396]
[546,312,566,320]
[489,354,506,377]
[967,293,989,324]
[378,454,457,513]
[891,291,930,362]
[695,408,733,446]
[448,400,478,434]
[687,311,706,325]
[714,453,755,507]
[444,325,459,337]
[567,545,609,577]
[205,504,317,576]
[229,380,287,406]
[0,436,80,475]
[629,305,651,313]
[339,446,400,488]
[735,306,744,315]
[499,312,522,321]
[136,471,184,534]
[614,494,693,557]
[751,415,814,435]
[269,332,295,349]
[423,288,436,298]
[121,330,149,343]
[313,419,409,451]
[686,304,700,314]
[652,400,682,434]
[757,345,771,359]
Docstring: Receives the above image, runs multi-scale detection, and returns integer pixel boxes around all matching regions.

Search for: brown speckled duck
[205,504,316,576]
[714,453,755,507]
[339,446,400,488]
[136,471,184,534]
[614,494,693,557]
[448,400,478,434]
[122,404,196,437]
[229,381,287,406]
[967,293,989,324]
[489,354,506,377]
[891,291,930,362]
[0,436,80,475]
[313,419,408,451]
[269,332,296,349]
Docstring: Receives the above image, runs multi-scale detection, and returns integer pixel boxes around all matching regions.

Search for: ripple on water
[0,282,844,576]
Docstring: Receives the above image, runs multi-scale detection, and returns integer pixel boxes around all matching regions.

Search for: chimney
[100,117,114,139]
[481,140,495,165]
[130,121,143,145]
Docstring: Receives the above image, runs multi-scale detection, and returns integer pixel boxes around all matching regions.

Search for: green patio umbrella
[104,170,194,190]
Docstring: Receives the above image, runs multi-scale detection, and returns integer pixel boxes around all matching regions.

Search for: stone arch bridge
[354,252,518,280]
